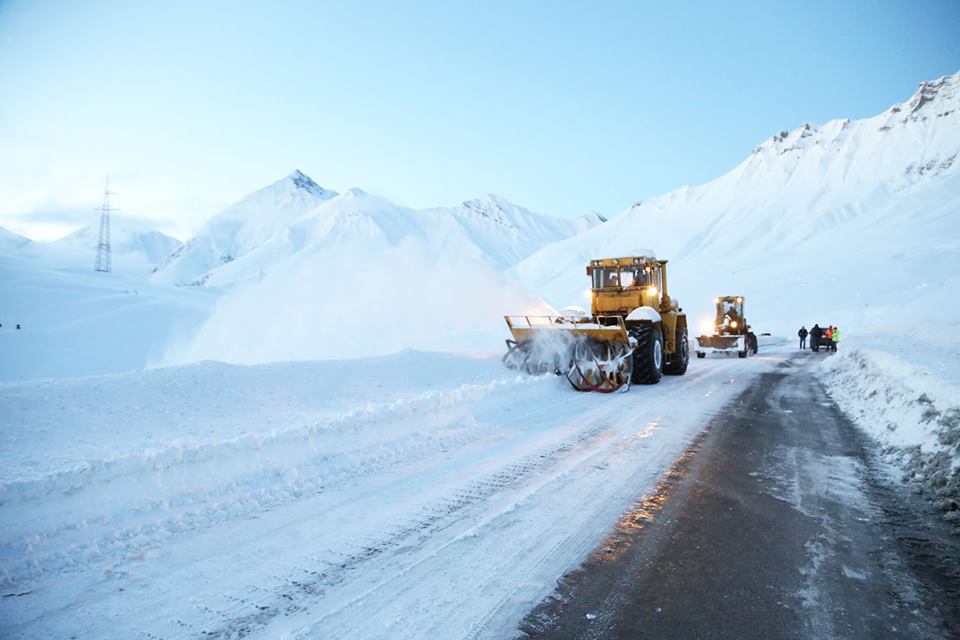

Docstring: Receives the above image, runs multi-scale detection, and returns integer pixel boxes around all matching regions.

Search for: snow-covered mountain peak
[748,70,959,160]
[242,171,337,213]
[754,121,820,156]
[901,71,959,118]
[458,193,520,226]
[151,171,339,286]
[342,187,368,198]
[286,169,332,197]
[584,211,608,224]
[514,69,960,311]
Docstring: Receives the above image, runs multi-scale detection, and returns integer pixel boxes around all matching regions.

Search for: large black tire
[663,325,689,375]
[630,324,663,385]
[748,332,759,355]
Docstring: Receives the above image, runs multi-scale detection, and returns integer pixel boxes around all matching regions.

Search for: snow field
[0,348,789,638]
[0,253,216,381]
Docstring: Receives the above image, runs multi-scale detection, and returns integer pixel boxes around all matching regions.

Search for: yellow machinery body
[503,255,689,391]
[695,295,758,358]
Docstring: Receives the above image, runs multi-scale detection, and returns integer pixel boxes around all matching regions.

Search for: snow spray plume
[165,238,546,365]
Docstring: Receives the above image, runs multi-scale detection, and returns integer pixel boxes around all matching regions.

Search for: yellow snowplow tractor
[695,296,758,359]
[503,254,688,392]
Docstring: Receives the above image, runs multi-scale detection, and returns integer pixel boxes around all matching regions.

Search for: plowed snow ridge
[0,349,787,639]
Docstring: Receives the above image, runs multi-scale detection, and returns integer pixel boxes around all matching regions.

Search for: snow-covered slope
[160,186,573,364]
[444,194,605,270]
[152,172,604,288]
[50,216,181,269]
[150,170,338,286]
[2,217,180,275]
[0,252,215,381]
[515,71,960,337]
[0,225,32,254]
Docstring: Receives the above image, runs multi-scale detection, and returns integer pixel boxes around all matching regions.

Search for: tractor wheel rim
[654,340,662,370]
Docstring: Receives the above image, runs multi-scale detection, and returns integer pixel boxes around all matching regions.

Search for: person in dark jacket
[798,326,808,349]
[810,324,822,350]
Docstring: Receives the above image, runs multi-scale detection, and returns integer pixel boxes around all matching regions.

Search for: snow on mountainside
[152,171,603,288]
[164,187,552,364]
[445,194,605,270]
[1,217,179,274]
[515,71,960,337]
[150,170,338,286]
[0,225,32,253]
[162,183,603,364]
[51,216,181,266]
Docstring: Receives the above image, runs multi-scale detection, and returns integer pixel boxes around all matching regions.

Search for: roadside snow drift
[819,347,960,531]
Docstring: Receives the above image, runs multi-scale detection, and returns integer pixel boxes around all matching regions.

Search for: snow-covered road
[0,347,789,639]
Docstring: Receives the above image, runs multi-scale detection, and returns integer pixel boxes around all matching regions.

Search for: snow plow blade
[503,315,634,392]
[696,335,744,351]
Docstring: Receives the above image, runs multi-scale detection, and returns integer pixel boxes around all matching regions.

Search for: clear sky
[1,0,958,240]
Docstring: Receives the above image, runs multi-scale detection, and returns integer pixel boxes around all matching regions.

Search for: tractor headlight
[730,320,738,328]
[648,286,658,296]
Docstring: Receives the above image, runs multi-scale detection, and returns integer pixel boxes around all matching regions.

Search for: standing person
[831,326,840,352]
[810,324,822,350]
[798,326,808,349]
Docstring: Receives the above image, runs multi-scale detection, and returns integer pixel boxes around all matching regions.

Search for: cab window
[592,267,620,289]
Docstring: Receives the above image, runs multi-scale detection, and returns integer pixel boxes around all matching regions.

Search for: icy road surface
[1,347,787,639]
[518,354,960,639]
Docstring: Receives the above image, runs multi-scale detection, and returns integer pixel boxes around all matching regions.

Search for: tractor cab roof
[587,253,662,269]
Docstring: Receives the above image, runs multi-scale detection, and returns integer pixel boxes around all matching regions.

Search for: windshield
[717,299,743,325]
[592,267,620,289]
[592,265,653,290]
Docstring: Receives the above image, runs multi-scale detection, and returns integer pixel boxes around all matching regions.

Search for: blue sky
[1,0,958,239]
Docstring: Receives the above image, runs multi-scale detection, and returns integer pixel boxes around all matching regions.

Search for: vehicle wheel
[664,325,689,375]
[696,352,706,359]
[630,324,663,385]
[738,349,747,358]
[748,332,758,355]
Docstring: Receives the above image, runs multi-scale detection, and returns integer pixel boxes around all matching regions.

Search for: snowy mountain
[152,172,604,287]
[0,225,32,254]
[150,170,338,286]
[514,71,960,336]
[51,216,181,267]
[445,194,605,270]
[164,187,554,363]
[0,217,179,274]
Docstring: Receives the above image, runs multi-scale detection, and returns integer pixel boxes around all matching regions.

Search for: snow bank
[818,348,960,530]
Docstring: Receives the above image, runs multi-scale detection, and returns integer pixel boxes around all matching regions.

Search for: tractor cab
[715,296,745,335]
[587,256,670,318]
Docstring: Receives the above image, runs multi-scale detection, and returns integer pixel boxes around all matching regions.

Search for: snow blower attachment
[503,254,689,392]
[695,296,758,359]
[503,315,635,392]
